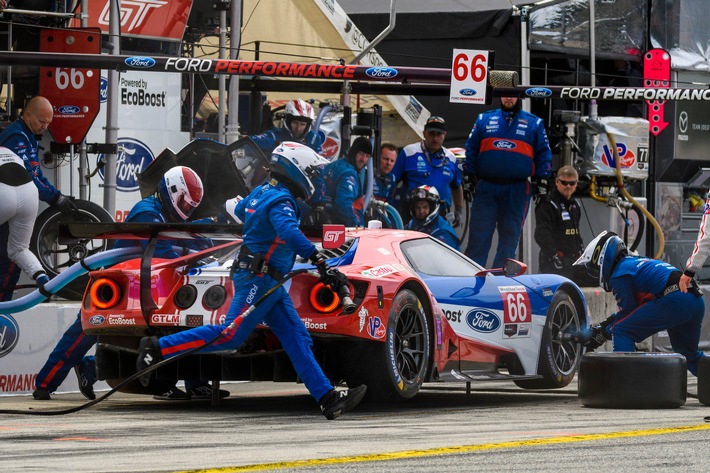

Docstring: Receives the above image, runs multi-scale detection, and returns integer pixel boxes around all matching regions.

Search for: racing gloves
[584,315,614,351]
[53,194,79,215]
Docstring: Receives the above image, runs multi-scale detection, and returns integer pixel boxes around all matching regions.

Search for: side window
[400,238,482,277]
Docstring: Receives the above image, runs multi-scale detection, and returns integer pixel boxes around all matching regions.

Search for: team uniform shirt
[251,127,323,155]
[534,188,583,268]
[391,142,461,210]
[321,158,364,227]
[372,172,396,203]
[406,215,461,251]
[685,192,710,275]
[0,118,60,203]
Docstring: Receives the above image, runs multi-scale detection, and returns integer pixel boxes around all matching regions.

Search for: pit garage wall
[2,286,709,396]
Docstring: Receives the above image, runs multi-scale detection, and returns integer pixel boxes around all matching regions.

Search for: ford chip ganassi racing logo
[365,67,398,79]
[125,56,156,68]
[465,308,500,333]
[89,315,105,325]
[459,88,477,96]
[493,140,516,150]
[0,313,20,358]
[98,137,155,192]
[100,76,108,103]
[525,87,553,98]
[58,105,80,115]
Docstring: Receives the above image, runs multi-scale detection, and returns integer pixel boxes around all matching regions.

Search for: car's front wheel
[515,290,582,389]
[345,289,431,401]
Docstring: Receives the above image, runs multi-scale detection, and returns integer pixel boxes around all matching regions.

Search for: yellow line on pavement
[176,423,710,473]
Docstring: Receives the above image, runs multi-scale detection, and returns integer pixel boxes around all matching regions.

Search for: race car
[77,224,588,401]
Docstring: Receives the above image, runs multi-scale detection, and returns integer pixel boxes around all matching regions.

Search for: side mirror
[503,259,527,277]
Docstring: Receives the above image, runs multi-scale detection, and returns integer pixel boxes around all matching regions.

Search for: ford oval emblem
[0,314,20,358]
[125,56,156,68]
[525,87,553,98]
[465,308,500,333]
[89,315,105,325]
[100,77,108,103]
[365,67,398,79]
[493,140,516,149]
[97,137,155,192]
[58,105,80,115]
[459,88,477,96]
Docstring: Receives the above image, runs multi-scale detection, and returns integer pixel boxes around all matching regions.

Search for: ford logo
[493,140,516,150]
[98,137,155,192]
[58,105,80,115]
[465,308,500,333]
[125,56,156,68]
[525,87,553,98]
[89,315,105,325]
[0,314,20,358]
[365,67,398,79]
[459,88,477,96]
[100,77,108,103]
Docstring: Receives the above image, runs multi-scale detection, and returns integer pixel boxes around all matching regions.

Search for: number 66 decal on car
[499,286,532,324]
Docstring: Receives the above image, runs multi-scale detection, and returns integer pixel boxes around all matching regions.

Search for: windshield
[400,237,482,277]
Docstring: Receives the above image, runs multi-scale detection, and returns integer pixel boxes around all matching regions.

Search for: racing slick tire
[578,352,687,408]
[696,356,710,406]
[30,199,114,300]
[514,290,582,390]
[345,289,432,402]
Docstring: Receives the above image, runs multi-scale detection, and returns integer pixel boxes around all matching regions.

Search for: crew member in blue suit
[405,185,460,251]
[372,142,398,203]
[575,231,706,375]
[250,99,323,154]
[137,142,367,419]
[33,166,226,401]
[321,136,371,226]
[0,96,78,301]
[391,116,463,227]
[463,96,552,268]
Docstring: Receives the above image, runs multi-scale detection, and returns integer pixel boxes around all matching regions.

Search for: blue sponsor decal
[367,316,385,339]
[0,314,19,358]
[125,56,156,68]
[100,77,108,103]
[58,105,80,115]
[98,137,155,192]
[465,308,500,333]
[89,315,105,325]
[459,88,477,96]
[365,67,398,79]
[493,139,516,150]
[525,87,553,98]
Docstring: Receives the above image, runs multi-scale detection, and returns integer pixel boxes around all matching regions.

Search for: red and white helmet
[158,166,204,221]
[283,99,315,137]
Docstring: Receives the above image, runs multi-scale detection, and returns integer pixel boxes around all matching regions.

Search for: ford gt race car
[77,224,588,402]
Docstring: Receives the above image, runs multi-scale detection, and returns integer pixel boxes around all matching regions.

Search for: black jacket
[535,189,583,270]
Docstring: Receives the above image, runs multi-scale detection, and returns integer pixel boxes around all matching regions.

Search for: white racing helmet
[269,141,328,200]
[158,166,204,222]
[573,230,628,291]
[408,185,441,226]
[283,99,315,138]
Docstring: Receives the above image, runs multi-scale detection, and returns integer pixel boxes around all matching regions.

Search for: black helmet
[408,185,441,226]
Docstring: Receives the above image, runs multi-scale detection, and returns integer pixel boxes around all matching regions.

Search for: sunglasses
[557,179,578,187]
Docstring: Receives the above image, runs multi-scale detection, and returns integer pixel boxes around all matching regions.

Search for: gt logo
[322,224,345,249]
[98,0,167,31]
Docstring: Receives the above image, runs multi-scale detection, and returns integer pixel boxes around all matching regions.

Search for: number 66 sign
[450,49,489,104]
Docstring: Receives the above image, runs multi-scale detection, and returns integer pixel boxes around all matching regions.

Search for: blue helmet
[269,142,328,200]
[574,231,627,292]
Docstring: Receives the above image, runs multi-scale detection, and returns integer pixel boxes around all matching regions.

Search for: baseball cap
[424,116,446,133]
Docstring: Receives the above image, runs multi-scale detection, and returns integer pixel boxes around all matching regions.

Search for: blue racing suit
[373,172,396,203]
[391,142,461,212]
[34,196,211,393]
[0,118,61,301]
[250,126,323,154]
[607,256,705,375]
[321,158,364,227]
[463,108,551,268]
[406,215,461,251]
[158,181,334,402]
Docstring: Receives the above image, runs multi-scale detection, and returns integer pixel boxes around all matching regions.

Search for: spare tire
[697,356,710,406]
[30,199,114,300]
[578,352,687,408]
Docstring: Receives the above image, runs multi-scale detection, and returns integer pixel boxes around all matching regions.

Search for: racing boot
[319,384,367,420]
[136,336,162,387]
[74,356,97,400]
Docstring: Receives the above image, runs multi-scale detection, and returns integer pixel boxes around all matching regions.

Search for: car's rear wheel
[30,199,114,300]
[345,289,431,401]
[514,290,582,389]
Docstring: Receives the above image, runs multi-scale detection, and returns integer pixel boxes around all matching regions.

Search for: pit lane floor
[1,375,709,473]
